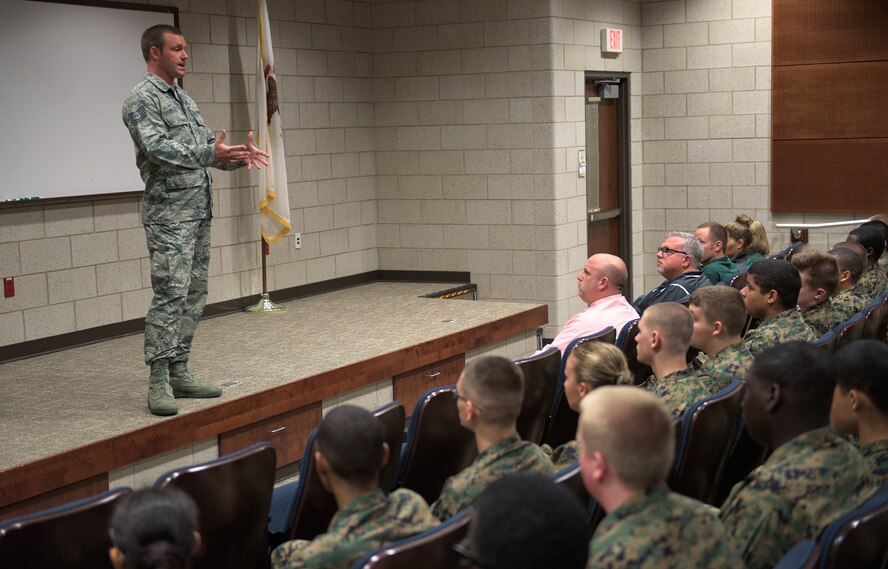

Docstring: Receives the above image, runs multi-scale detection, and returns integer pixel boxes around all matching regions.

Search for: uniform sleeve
[430,475,465,521]
[123,92,217,170]
[719,485,784,569]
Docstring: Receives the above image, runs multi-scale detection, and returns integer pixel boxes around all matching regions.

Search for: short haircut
[668,231,703,269]
[689,286,747,337]
[747,259,801,310]
[141,24,184,62]
[471,475,588,569]
[835,340,888,415]
[569,341,634,389]
[725,215,753,250]
[750,341,836,421]
[579,386,675,490]
[597,259,628,291]
[829,247,864,282]
[462,355,524,427]
[110,487,200,569]
[697,221,728,251]
[642,302,693,355]
[317,405,384,485]
[791,249,839,296]
[861,220,888,246]
[849,225,886,261]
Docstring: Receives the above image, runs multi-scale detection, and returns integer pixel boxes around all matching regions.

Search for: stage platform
[0,281,546,519]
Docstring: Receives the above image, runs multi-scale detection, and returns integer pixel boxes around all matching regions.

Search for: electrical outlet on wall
[293,233,302,249]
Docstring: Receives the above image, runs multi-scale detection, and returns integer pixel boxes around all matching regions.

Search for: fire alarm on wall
[601,28,623,55]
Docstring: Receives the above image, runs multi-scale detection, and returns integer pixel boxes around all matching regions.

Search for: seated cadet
[430,355,555,520]
[543,341,634,466]
[636,303,713,419]
[792,249,841,337]
[688,286,753,393]
[848,225,888,300]
[631,231,711,315]
[696,221,739,285]
[740,259,816,355]
[831,340,888,486]
[460,475,588,569]
[867,215,888,267]
[719,342,874,569]
[579,386,740,569]
[827,245,870,323]
[271,406,438,569]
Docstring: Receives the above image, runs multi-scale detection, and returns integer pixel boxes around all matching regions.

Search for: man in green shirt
[696,222,739,285]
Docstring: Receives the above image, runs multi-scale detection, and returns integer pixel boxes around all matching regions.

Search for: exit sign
[601,28,623,54]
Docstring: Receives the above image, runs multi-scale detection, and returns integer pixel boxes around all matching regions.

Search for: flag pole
[245,234,286,313]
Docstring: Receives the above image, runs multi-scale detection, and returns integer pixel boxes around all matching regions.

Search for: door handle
[588,208,621,222]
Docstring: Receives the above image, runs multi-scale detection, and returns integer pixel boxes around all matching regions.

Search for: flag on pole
[257,0,291,244]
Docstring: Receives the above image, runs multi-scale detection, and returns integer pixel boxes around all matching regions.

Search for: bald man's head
[578,254,629,304]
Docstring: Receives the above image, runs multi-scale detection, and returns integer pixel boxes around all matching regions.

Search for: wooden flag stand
[245,235,286,314]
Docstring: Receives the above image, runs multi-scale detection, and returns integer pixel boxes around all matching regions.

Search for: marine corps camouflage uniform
[743,308,817,356]
[271,488,438,569]
[719,426,874,569]
[698,342,753,393]
[587,483,740,569]
[801,301,840,338]
[430,433,555,520]
[861,439,888,487]
[542,439,580,467]
[648,369,714,419]
[829,283,871,323]
[857,264,888,301]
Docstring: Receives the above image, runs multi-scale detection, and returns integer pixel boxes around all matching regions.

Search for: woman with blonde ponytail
[725,214,769,269]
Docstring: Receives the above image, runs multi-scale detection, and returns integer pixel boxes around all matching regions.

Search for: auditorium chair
[393,386,478,505]
[549,461,602,539]
[0,486,131,569]
[616,319,651,386]
[770,241,806,262]
[349,510,472,569]
[155,442,276,569]
[773,542,822,569]
[513,348,560,444]
[862,291,888,341]
[669,381,744,505]
[813,330,838,355]
[714,420,770,506]
[834,311,867,352]
[268,402,406,547]
[728,272,747,290]
[541,327,616,448]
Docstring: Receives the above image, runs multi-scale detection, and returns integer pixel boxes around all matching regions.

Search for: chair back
[394,387,478,505]
[376,402,407,492]
[814,330,838,355]
[514,348,561,444]
[728,271,748,290]
[862,293,887,341]
[875,290,888,342]
[350,510,472,569]
[770,241,806,262]
[835,311,866,352]
[816,482,888,569]
[155,442,276,569]
[715,419,770,505]
[549,461,591,511]
[541,327,616,448]
[669,381,744,505]
[617,319,651,386]
[774,541,821,569]
[0,487,131,569]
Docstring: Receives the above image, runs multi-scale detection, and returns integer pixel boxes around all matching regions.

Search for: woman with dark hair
[109,487,201,569]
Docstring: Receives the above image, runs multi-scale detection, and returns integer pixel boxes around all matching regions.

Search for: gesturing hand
[244,131,270,171]
[214,129,250,164]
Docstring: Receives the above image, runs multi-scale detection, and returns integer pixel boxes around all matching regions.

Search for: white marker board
[0,0,176,203]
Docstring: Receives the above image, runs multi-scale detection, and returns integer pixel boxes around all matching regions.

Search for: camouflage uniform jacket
[542,440,580,468]
[801,301,840,338]
[431,433,555,520]
[743,308,817,356]
[857,264,888,301]
[122,73,237,225]
[588,483,740,569]
[828,283,870,324]
[271,488,438,569]
[861,439,888,487]
[702,255,739,285]
[719,426,874,569]
[698,342,753,393]
[649,369,714,419]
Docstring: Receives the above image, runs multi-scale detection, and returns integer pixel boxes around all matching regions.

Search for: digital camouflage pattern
[588,483,740,569]
[828,283,870,324]
[857,265,888,302]
[800,301,840,338]
[743,308,817,356]
[542,440,580,468]
[649,369,714,419]
[271,489,438,569]
[430,434,555,520]
[861,439,888,487]
[698,342,753,393]
[720,426,874,569]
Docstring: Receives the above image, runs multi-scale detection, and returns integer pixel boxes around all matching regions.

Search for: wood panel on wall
[772,0,888,213]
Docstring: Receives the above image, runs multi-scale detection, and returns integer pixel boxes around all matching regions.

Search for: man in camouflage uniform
[848,225,888,300]
[822,246,872,326]
[688,287,753,393]
[122,25,267,415]
[792,249,841,337]
[831,341,888,486]
[719,342,874,569]
[271,406,438,569]
[741,259,816,356]
[636,303,713,419]
[430,356,555,520]
[579,386,740,569]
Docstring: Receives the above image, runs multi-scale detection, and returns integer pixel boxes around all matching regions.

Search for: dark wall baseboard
[0,270,471,365]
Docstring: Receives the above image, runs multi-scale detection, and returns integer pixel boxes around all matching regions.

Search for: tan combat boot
[148,359,178,416]
[169,362,222,398]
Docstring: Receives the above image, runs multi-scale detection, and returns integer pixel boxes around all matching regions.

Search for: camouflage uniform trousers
[271,488,438,569]
[861,439,888,487]
[743,308,817,356]
[144,218,211,365]
[588,483,741,569]
[430,433,555,520]
[698,342,753,393]
[719,426,874,569]
[650,369,714,419]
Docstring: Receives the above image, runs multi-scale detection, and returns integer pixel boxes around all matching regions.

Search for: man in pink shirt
[540,254,639,356]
